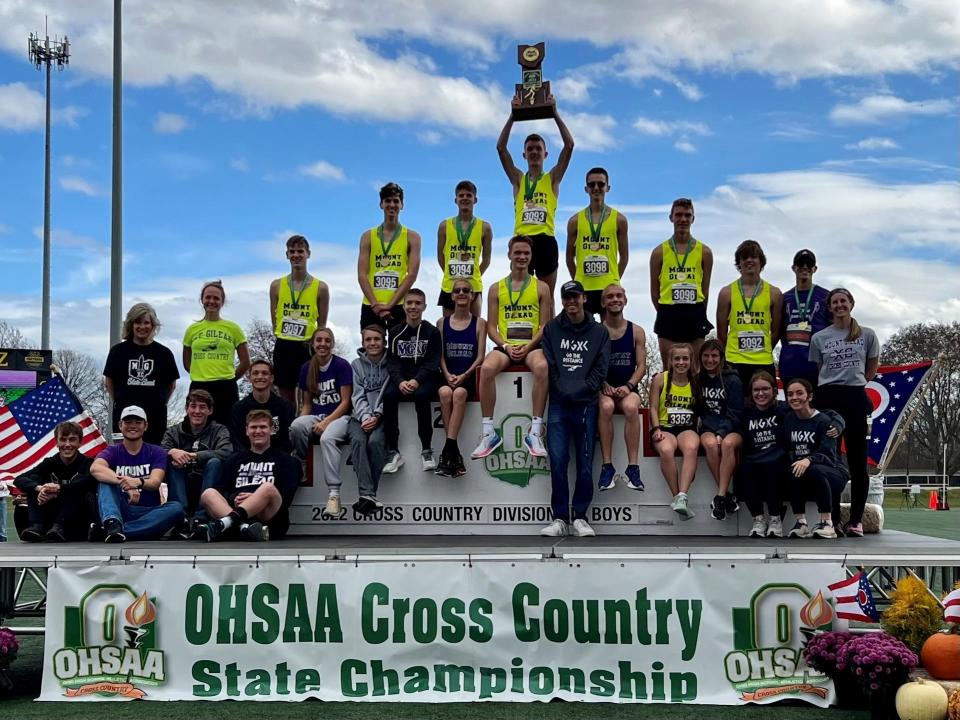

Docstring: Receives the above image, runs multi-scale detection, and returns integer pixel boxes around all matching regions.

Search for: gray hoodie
[161,419,233,468]
[351,349,390,422]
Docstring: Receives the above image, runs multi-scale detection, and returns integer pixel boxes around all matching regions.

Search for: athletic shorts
[654,302,713,342]
[657,425,697,438]
[584,289,604,316]
[273,337,310,391]
[360,303,404,332]
[731,363,778,392]
[437,290,481,311]
[442,375,477,400]
[528,233,559,278]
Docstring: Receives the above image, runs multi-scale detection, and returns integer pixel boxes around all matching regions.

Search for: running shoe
[725,492,741,514]
[421,449,437,472]
[540,519,568,537]
[103,518,126,544]
[382,450,404,474]
[470,431,503,459]
[812,521,837,539]
[523,430,547,458]
[710,495,727,520]
[671,493,695,520]
[434,451,453,477]
[192,519,225,543]
[240,521,269,542]
[450,453,467,478]
[788,521,811,538]
[571,519,596,538]
[598,463,617,491]
[845,522,864,537]
[20,525,45,543]
[766,516,783,538]
[625,465,644,491]
[325,494,341,516]
[45,524,66,543]
[749,517,767,538]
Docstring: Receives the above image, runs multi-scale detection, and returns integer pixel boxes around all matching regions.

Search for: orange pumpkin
[921,630,960,680]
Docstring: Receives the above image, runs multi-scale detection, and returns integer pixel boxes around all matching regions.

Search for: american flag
[0,376,107,484]
[828,571,880,623]
[865,361,934,466]
[944,588,960,625]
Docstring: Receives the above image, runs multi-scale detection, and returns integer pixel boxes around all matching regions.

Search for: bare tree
[637,332,662,403]
[0,320,33,349]
[53,348,110,432]
[166,382,189,427]
[880,322,960,477]
[245,318,275,365]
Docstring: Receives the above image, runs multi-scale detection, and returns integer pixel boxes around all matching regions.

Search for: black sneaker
[20,524,45,543]
[192,519,225,543]
[352,498,373,516]
[450,453,467,478]
[87,522,104,543]
[725,493,740,514]
[45,524,66,543]
[172,519,194,541]
[240,522,269,542]
[103,518,126,544]
[710,495,727,520]
[434,451,453,477]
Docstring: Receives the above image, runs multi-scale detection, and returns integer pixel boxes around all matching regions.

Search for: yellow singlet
[513,172,557,237]
[658,237,705,305]
[573,206,620,290]
[497,275,540,346]
[657,371,695,429]
[724,280,774,364]
[363,225,409,306]
[273,275,320,341]
[440,216,484,293]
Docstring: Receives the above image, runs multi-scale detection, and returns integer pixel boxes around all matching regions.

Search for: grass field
[2,490,954,716]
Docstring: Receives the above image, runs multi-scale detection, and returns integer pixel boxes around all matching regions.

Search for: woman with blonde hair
[809,287,879,538]
[182,281,250,425]
[103,302,179,444]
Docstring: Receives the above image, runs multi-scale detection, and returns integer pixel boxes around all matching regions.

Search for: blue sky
[0,0,957,367]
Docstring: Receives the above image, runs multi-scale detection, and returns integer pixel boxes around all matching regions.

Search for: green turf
[880,488,958,541]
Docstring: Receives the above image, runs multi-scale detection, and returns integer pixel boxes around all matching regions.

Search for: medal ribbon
[668,235,695,272]
[288,274,309,308]
[523,172,541,202]
[793,287,813,320]
[505,275,532,309]
[738,279,764,315]
[377,224,402,260]
[586,206,607,247]
[455,216,476,254]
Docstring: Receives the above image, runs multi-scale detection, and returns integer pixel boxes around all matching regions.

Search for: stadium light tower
[28,24,70,351]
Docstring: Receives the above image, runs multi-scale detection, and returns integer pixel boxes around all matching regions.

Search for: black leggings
[735,457,788,517]
[814,384,870,525]
[790,463,848,527]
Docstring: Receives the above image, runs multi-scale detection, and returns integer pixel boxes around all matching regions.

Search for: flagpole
[875,357,942,475]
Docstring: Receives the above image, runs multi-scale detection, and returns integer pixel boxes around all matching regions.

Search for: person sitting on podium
[471,235,552,460]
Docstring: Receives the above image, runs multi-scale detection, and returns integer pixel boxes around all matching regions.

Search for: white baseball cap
[120,405,148,421]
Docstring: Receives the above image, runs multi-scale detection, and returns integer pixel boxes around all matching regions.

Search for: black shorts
[731,363,778,392]
[273,337,310,391]
[658,425,697,438]
[442,374,477,400]
[584,289,604,315]
[654,303,713,342]
[437,290,481,311]
[360,303,405,332]
[528,233,559,278]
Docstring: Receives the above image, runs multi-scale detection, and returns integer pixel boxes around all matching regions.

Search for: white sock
[531,416,543,434]
[481,417,494,435]
[219,516,234,530]
[329,488,340,497]
[796,514,806,524]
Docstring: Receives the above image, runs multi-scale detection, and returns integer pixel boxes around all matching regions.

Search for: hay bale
[839,503,884,533]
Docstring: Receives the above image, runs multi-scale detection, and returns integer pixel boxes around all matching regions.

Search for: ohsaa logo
[483,413,549,487]
[53,584,165,699]
[725,583,835,704]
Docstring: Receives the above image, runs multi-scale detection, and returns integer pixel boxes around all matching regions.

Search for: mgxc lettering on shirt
[748,416,777,432]
[396,339,429,358]
[791,430,816,445]
[560,338,589,352]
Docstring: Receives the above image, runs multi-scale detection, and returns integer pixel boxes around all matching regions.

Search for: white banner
[41,561,845,704]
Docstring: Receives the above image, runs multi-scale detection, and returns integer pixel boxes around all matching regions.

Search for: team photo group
[13,103,880,545]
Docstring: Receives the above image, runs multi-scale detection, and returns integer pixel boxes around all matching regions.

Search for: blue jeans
[97,484,184,540]
[546,401,598,522]
[166,458,222,521]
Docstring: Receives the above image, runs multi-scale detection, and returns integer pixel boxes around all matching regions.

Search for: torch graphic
[799,590,835,642]
[123,591,157,648]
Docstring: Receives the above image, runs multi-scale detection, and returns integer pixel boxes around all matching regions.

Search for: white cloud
[844,136,900,151]
[0,82,86,131]
[830,95,955,124]
[59,175,102,197]
[674,139,696,154]
[298,160,346,181]
[230,157,250,172]
[153,112,190,134]
[634,116,711,137]
[552,75,591,105]
[416,130,444,145]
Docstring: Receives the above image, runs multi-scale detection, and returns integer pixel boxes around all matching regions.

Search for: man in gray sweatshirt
[540,280,611,538]
[349,325,391,516]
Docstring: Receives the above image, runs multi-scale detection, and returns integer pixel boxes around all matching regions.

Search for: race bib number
[449,261,473,278]
[506,321,534,342]
[583,256,609,277]
[671,283,698,304]
[280,316,307,339]
[785,321,812,346]
[667,408,694,428]
[373,272,399,290]
[522,207,547,226]
[737,331,766,352]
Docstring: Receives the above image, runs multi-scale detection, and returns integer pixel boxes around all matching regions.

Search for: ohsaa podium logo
[483,413,549,487]
[725,583,835,704]
[53,584,166,699]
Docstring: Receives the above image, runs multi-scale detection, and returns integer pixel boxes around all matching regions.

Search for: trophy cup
[512,42,553,121]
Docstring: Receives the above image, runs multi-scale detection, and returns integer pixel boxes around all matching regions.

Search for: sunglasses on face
[451,287,472,295]
[586,181,606,189]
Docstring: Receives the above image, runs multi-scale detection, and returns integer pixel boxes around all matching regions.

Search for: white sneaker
[470,431,502,459]
[571,519,596,537]
[382,451,404,474]
[670,493,695,520]
[325,494,341,516]
[421,449,437,471]
[749,517,767,538]
[766,516,783,538]
[540,519,568,537]
[523,430,547,457]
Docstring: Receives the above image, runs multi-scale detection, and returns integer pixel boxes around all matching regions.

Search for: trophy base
[512,104,555,122]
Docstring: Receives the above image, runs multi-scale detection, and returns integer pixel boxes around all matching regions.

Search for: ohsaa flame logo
[125,591,158,627]
[799,591,834,628]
